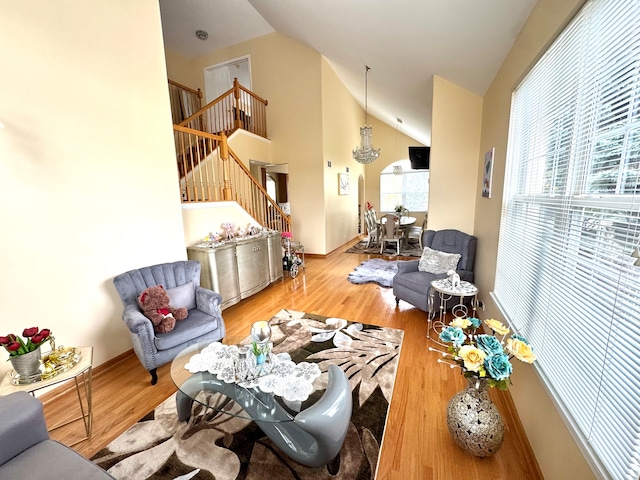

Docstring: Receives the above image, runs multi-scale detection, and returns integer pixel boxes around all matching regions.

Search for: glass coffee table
[170,340,352,468]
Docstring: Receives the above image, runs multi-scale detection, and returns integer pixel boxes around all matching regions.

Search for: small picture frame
[482,148,495,198]
[339,173,349,195]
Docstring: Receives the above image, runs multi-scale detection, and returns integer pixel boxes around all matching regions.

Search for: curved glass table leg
[176,364,351,467]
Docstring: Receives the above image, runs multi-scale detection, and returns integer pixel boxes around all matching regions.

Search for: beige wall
[320,58,365,250]
[164,47,198,90]
[474,0,595,478]
[182,202,257,246]
[0,1,187,375]
[184,33,327,254]
[429,76,482,233]
[228,129,272,168]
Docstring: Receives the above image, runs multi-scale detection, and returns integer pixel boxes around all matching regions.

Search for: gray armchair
[0,392,114,479]
[113,260,226,384]
[393,229,477,313]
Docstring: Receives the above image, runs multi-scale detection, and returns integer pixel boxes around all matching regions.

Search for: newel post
[221,134,232,201]
[233,78,242,131]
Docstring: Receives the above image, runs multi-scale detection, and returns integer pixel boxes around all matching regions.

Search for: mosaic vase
[10,346,42,378]
[446,377,505,457]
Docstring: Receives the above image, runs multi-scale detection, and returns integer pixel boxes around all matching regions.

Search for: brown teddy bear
[137,285,188,334]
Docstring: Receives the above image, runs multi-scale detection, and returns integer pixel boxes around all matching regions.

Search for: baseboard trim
[38,349,136,404]
[497,389,544,478]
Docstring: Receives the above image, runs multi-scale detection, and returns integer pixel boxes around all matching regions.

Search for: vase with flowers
[1,327,53,378]
[436,317,536,457]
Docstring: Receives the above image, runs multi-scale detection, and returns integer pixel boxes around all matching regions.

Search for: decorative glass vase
[10,346,42,378]
[446,377,505,457]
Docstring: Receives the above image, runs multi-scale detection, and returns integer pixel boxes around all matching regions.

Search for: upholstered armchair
[113,260,226,384]
[393,229,477,313]
[0,392,114,479]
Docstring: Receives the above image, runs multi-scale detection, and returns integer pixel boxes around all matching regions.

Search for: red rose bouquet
[0,327,52,357]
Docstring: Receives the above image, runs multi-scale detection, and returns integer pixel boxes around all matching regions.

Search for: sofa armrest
[195,286,223,316]
[396,260,419,274]
[0,392,49,465]
[122,304,155,336]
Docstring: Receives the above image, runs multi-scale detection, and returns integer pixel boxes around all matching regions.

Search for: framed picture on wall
[482,148,495,198]
[339,173,349,195]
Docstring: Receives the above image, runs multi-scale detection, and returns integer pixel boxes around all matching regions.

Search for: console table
[187,232,283,310]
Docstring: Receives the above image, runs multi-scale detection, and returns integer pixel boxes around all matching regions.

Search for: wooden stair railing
[168,80,202,126]
[179,78,268,139]
[173,125,290,233]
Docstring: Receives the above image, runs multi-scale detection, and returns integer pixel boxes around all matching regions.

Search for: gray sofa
[393,229,477,313]
[0,391,114,479]
[113,260,226,384]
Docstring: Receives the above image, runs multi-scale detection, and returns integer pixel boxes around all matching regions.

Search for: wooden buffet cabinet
[187,231,283,310]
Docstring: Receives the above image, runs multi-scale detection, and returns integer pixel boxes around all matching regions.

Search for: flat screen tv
[408,146,430,170]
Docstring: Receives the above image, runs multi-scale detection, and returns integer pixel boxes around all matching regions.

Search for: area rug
[345,239,423,257]
[347,258,401,288]
[92,309,404,480]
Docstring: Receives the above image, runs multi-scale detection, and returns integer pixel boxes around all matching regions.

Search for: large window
[380,160,429,212]
[494,1,640,479]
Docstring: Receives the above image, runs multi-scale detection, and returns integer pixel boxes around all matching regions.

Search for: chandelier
[353,66,380,164]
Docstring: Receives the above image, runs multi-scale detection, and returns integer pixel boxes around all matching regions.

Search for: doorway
[204,56,251,103]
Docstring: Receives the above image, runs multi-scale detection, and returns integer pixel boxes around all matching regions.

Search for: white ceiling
[159,0,537,146]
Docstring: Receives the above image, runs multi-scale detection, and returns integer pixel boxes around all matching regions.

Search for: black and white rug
[347,258,404,288]
[92,309,404,480]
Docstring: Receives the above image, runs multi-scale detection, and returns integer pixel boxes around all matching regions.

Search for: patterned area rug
[345,239,423,257]
[347,258,401,288]
[92,310,404,480]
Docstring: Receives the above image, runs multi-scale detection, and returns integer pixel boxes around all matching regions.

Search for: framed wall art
[482,148,495,198]
[339,173,349,195]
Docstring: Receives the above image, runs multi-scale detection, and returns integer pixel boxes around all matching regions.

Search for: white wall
[0,1,187,374]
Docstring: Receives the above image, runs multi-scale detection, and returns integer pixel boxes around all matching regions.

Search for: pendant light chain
[365,65,370,125]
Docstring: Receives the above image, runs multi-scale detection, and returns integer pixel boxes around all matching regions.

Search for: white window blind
[494,1,640,479]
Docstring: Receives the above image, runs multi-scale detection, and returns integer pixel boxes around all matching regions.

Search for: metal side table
[427,279,479,346]
[0,346,93,446]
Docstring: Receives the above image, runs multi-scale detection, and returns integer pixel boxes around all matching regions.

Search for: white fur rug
[347,259,401,287]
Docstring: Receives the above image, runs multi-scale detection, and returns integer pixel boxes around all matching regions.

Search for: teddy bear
[137,285,188,334]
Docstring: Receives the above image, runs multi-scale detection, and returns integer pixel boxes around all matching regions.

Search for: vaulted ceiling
[159,0,537,146]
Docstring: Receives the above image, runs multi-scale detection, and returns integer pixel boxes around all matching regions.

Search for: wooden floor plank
[40,240,543,479]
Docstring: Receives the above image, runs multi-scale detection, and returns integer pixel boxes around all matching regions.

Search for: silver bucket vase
[10,346,42,377]
[446,377,505,457]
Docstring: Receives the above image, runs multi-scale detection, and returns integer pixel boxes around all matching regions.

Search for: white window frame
[379,160,429,213]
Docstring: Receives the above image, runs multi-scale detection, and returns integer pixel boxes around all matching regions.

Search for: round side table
[427,279,479,344]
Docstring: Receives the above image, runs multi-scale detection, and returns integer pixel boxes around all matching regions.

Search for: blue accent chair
[113,260,226,385]
[393,229,477,313]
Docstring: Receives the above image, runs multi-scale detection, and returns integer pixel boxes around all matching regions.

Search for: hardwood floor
[41,240,543,479]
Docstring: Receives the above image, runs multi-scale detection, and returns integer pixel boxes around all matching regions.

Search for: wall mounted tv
[409,146,430,170]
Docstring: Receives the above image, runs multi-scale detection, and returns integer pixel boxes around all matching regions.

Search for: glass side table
[0,346,93,446]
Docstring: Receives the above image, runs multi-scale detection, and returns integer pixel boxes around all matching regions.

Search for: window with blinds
[493,1,640,479]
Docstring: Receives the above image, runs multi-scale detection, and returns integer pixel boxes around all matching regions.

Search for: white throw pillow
[166,282,196,310]
[418,247,461,274]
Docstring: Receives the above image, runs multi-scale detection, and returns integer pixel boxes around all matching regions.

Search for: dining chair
[407,214,428,247]
[379,214,403,255]
[364,210,379,247]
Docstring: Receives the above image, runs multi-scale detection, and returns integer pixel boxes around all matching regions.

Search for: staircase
[169,79,291,233]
